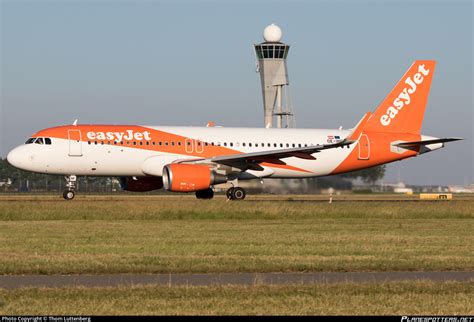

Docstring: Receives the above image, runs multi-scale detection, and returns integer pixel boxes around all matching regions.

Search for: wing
[175,114,369,171]
[177,139,354,171]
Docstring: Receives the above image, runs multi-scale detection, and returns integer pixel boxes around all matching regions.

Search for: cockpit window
[25,137,52,145]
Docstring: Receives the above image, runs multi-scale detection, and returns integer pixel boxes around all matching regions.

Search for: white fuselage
[7,126,355,179]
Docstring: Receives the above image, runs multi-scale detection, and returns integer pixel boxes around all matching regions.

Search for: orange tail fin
[364,60,436,134]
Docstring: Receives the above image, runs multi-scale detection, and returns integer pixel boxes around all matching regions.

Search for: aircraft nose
[7,147,27,169]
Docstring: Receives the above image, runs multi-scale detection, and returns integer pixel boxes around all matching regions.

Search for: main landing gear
[195,188,214,199]
[194,186,247,200]
[63,175,77,200]
[226,186,246,201]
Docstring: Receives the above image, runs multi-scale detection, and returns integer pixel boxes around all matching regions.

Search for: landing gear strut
[226,187,246,201]
[63,175,77,200]
[195,188,214,199]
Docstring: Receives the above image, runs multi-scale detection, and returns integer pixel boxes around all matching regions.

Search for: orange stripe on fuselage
[34,125,236,158]
[331,131,421,175]
[32,125,312,174]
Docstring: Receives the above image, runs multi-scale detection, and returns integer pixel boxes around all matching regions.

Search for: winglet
[347,112,372,141]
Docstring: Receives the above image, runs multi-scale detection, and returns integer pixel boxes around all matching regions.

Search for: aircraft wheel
[63,190,75,200]
[231,187,246,201]
[226,187,234,200]
[196,188,214,199]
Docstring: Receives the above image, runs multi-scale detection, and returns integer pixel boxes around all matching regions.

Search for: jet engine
[162,164,227,192]
[120,176,163,192]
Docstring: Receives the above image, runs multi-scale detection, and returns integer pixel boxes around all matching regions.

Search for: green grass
[0,195,473,221]
[0,196,472,274]
[1,281,472,315]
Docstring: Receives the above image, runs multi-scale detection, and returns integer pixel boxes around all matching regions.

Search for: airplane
[6,60,462,200]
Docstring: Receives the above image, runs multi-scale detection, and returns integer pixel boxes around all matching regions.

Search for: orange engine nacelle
[162,164,227,192]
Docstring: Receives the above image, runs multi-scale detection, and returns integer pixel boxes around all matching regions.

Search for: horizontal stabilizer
[394,137,463,148]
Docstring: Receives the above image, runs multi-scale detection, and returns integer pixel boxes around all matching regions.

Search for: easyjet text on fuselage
[86,130,152,142]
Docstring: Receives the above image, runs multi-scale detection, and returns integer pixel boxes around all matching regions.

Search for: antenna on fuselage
[72,119,78,126]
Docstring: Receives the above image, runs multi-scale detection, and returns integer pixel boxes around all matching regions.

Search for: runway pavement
[1,271,473,289]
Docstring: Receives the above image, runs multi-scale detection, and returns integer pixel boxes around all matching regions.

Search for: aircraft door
[195,140,204,153]
[184,138,204,154]
[358,134,370,160]
[185,138,193,154]
[68,130,83,157]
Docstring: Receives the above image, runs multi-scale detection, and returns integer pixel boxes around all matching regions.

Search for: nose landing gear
[63,175,77,200]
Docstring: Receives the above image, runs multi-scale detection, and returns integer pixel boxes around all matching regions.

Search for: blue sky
[1,0,472,185]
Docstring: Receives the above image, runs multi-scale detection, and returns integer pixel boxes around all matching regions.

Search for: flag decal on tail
[380,64,431,126]
[327,135,342,143]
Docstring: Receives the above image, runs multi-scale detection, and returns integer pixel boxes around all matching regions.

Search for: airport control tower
[254,24,295,128]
